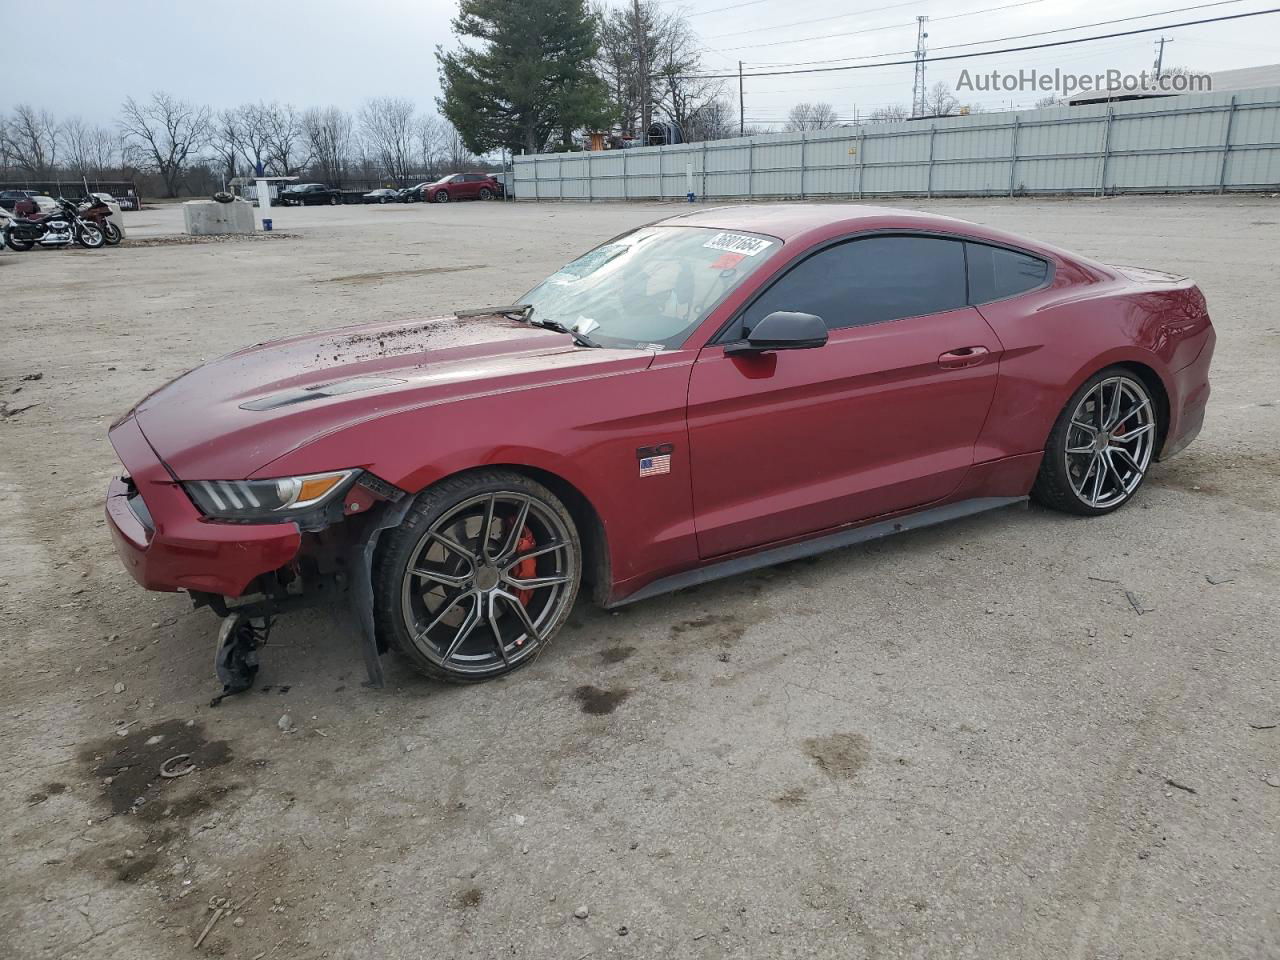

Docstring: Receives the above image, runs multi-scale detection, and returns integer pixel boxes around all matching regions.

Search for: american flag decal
[639,454,671,477]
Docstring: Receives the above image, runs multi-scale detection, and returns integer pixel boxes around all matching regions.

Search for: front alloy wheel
[1033,368,1157,515]
[375,471,580,682]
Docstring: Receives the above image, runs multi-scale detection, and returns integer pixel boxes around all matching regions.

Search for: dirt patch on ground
[573,684,631,715]
[80,718,232,818]
[669,613,750,650]
[599,645,636,664]
[804,733,870,780]
[324,264,485,285]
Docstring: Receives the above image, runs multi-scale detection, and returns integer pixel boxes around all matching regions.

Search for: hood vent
[240,377,404,411]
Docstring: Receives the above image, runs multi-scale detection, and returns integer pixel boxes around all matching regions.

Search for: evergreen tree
[437,0,610,156]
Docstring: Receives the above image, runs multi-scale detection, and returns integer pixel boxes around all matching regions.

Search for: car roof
[655,202,1040,250]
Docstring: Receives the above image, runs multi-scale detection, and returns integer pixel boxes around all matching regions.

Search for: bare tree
[596,1,715,141]
[869,103,911,122]
[231,103,272,175]
[414,114,443,178]
[784,102,839,132]
[60,116,95,176]
[87,127,120,176]
[922,82,959,117]
[303,107,354,186]
[263,103,308,175]
[2,104,60,175]
[653,10,724,142]
[209,109,243,183]
[683,98,738,141]
[119,92,211,197]
[443,122,472,172]
[358,97,416,182]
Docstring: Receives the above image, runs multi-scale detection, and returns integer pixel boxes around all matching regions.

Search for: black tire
[435,189,449,203]
[76,223,105,249]
[374,469,582,683]
[380,196,389,204]
[102,220,122,245]
[330,195,339,205]
[5,228,34,251]
[478,187,493,200]
[1032,366,1159,516]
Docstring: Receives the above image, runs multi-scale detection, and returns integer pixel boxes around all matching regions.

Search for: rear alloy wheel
[478,187,493,200]
[375,471,581,682]
[435,189,449,203]
[1033,368,1157,515]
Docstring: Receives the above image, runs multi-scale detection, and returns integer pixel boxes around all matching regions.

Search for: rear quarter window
[966,243,1051,304]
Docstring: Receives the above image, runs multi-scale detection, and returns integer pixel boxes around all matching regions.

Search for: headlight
[184,470,357,521]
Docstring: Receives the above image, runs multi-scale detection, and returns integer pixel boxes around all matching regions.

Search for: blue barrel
[262,218,273,231]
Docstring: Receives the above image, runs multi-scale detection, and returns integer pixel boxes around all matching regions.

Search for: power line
[679,6,1280,79]
[749,0,1251,67]
[709,0,1043,53]
[702,0,921,41]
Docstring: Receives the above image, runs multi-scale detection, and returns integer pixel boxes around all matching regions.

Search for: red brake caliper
[510,528,538,640]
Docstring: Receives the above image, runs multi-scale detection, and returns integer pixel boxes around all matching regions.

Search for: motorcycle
[76,195,122,245]
[3,197,106,251]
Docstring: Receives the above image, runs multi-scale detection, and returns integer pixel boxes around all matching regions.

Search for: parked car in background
[0,189,40,212]
[277,183,343,206]
[425,172,503,203]
[397,183,429,202]
[363,188,400,204]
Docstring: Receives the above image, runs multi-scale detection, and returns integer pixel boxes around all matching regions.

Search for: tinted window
[738,236,968,334]
[966,243,1049,303]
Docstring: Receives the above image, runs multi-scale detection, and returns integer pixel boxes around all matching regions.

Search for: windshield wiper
[509,304,601,348]
[530,317,602,349]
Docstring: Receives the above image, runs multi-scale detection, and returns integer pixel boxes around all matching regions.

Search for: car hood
[130,312,652,480]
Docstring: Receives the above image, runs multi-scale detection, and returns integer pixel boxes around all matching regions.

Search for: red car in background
[425,172,502,203]
[104,205,1214,698]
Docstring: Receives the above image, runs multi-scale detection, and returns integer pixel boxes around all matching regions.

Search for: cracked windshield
[521,226,779,349]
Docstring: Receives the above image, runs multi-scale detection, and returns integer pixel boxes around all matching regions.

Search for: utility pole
[912,16,929,118]
[634,0,650,143]
[739,61,745,136]
[1153,36,1174,81]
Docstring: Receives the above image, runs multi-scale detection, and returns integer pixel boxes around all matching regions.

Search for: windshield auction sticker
[702,233,773,256]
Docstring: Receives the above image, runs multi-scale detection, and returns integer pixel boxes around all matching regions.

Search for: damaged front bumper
[106,415,411,691]
[105,416,303,596]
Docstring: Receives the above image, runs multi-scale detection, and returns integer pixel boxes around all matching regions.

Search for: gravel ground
[1,195,1277,960]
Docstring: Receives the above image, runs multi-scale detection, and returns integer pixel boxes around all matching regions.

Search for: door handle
[938,345,990,369]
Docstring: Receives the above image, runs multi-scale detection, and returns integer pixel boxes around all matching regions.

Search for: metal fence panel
[512,87,1280,200]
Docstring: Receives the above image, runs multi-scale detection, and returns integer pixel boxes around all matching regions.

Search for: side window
[465,174,485,182]
[737,235,968,335]
[966,243,1050,304]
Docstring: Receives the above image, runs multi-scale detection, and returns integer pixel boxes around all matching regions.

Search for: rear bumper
[105,417,301,596]
[1160,326,1215,460]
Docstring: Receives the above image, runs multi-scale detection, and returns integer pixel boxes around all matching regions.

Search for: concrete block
[183,199,255,236]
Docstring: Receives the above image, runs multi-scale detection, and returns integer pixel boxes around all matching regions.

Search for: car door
[686,234,1004,559]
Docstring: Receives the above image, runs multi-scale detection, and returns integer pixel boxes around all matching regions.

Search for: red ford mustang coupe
[105,205,1214,696]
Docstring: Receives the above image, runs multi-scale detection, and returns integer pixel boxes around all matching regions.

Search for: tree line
[0,95,481,198]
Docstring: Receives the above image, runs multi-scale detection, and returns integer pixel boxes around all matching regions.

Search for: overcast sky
[9,0,1278,132]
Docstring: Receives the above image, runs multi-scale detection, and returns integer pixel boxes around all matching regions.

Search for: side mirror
[724,311,828,356]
